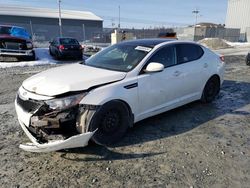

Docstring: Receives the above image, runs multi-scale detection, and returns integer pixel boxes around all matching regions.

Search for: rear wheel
[246,54,250,65]
[77,54,83,60]
[55,52,61,60]
[201,76,220,103]
[88,101,131,146]
[246,58,250,66]
[49,48,53,56]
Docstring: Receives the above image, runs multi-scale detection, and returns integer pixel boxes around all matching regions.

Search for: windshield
[60,38,79,45]
[85,43,151,72]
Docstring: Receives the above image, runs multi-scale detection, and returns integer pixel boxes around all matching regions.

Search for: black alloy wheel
[88,100,131,146]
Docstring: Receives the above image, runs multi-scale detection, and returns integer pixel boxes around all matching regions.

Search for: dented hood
[22,63,126,96]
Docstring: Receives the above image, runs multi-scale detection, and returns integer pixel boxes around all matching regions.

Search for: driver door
[137,45,184,119]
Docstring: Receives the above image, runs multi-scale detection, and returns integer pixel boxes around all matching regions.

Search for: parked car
[246,52,250,66]
[49,37,83,60]
[0,25,35,61]
[15,39,225,152]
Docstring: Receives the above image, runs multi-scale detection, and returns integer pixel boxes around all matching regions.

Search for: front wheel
[29,50,36,61]
[201,76,220,103]
[88,101,131,146]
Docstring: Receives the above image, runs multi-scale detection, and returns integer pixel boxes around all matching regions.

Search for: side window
[176,44,204,64]
[148,46,176,68]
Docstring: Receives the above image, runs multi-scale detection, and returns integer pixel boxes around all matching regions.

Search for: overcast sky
[0,0,228,28]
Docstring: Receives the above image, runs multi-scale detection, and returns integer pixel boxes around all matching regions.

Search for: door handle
[204,63,208,68]
[174,71,181,77]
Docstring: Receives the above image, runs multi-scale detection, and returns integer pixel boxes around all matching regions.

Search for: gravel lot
[0,55,249,188]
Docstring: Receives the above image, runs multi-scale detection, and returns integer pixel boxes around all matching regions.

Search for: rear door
[173,43,207,101]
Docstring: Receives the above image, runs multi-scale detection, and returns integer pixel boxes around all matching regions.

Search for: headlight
[26,42,33,49]
[45,93,87,110]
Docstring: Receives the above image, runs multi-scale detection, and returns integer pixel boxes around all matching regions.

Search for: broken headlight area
[17,92,99,144]
[28,104,99,144]
[29,106,80,143]
[44,93,87,111]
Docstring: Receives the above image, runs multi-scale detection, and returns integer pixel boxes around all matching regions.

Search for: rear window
[0,26,31,39]
[176,44,204,64]
[11,27,31,40]
[60,38,79,45]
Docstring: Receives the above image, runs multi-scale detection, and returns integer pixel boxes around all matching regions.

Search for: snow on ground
[0,48,81,69]
[215,47,249,56]
[215,42,250,56]
[226,42,250,48]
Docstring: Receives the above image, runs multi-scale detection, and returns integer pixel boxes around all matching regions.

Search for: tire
[49,48,53,56]
[22,50,36,61]
[246,54,250,66]
[55,52,61,60]
[77,55,83,60]
[29,50,36,61]
[88,101,131,146]
[201,76,220,103]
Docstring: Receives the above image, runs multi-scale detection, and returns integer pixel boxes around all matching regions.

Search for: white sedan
[15,39,225,152]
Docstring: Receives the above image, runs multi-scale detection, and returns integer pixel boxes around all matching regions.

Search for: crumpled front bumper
[15,100,96,152]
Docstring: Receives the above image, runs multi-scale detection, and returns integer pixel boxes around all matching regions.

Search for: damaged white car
[15,39,225,152]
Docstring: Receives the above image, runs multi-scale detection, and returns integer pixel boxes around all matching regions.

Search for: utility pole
[192,8,200,27]
[58,0,63,37]
[118,5,120,30]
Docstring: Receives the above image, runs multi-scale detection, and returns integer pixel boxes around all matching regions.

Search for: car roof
[118,38,177,47]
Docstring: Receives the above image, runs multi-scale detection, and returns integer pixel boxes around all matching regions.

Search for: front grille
[5,42,21,50]
[16,94,43,113]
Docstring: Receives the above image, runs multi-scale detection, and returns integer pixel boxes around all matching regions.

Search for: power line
[58,0,62,37]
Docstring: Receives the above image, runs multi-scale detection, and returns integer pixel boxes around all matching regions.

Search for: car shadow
[59,144,164,162]
[114,79,250,147]
[61,80,250,161]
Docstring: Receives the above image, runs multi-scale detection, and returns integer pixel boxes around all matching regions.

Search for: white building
[225,0,250,41]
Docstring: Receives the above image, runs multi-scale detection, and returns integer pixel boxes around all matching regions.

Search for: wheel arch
[201,74,221,103]
[209,74,221,84]
[105,99,134,127]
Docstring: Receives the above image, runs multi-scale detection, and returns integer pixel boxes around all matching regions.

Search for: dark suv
[0,25,35,61]
[49,37,83,60]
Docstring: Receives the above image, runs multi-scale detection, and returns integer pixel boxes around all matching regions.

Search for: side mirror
[145,62,164,73]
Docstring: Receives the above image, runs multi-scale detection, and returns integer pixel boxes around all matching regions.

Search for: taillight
[79,45,83,50]
[220,55,225,62]
[59,45,65,50]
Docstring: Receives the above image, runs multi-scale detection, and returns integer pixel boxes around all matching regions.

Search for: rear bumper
[59,50,82,58]
[15,100,96,152]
